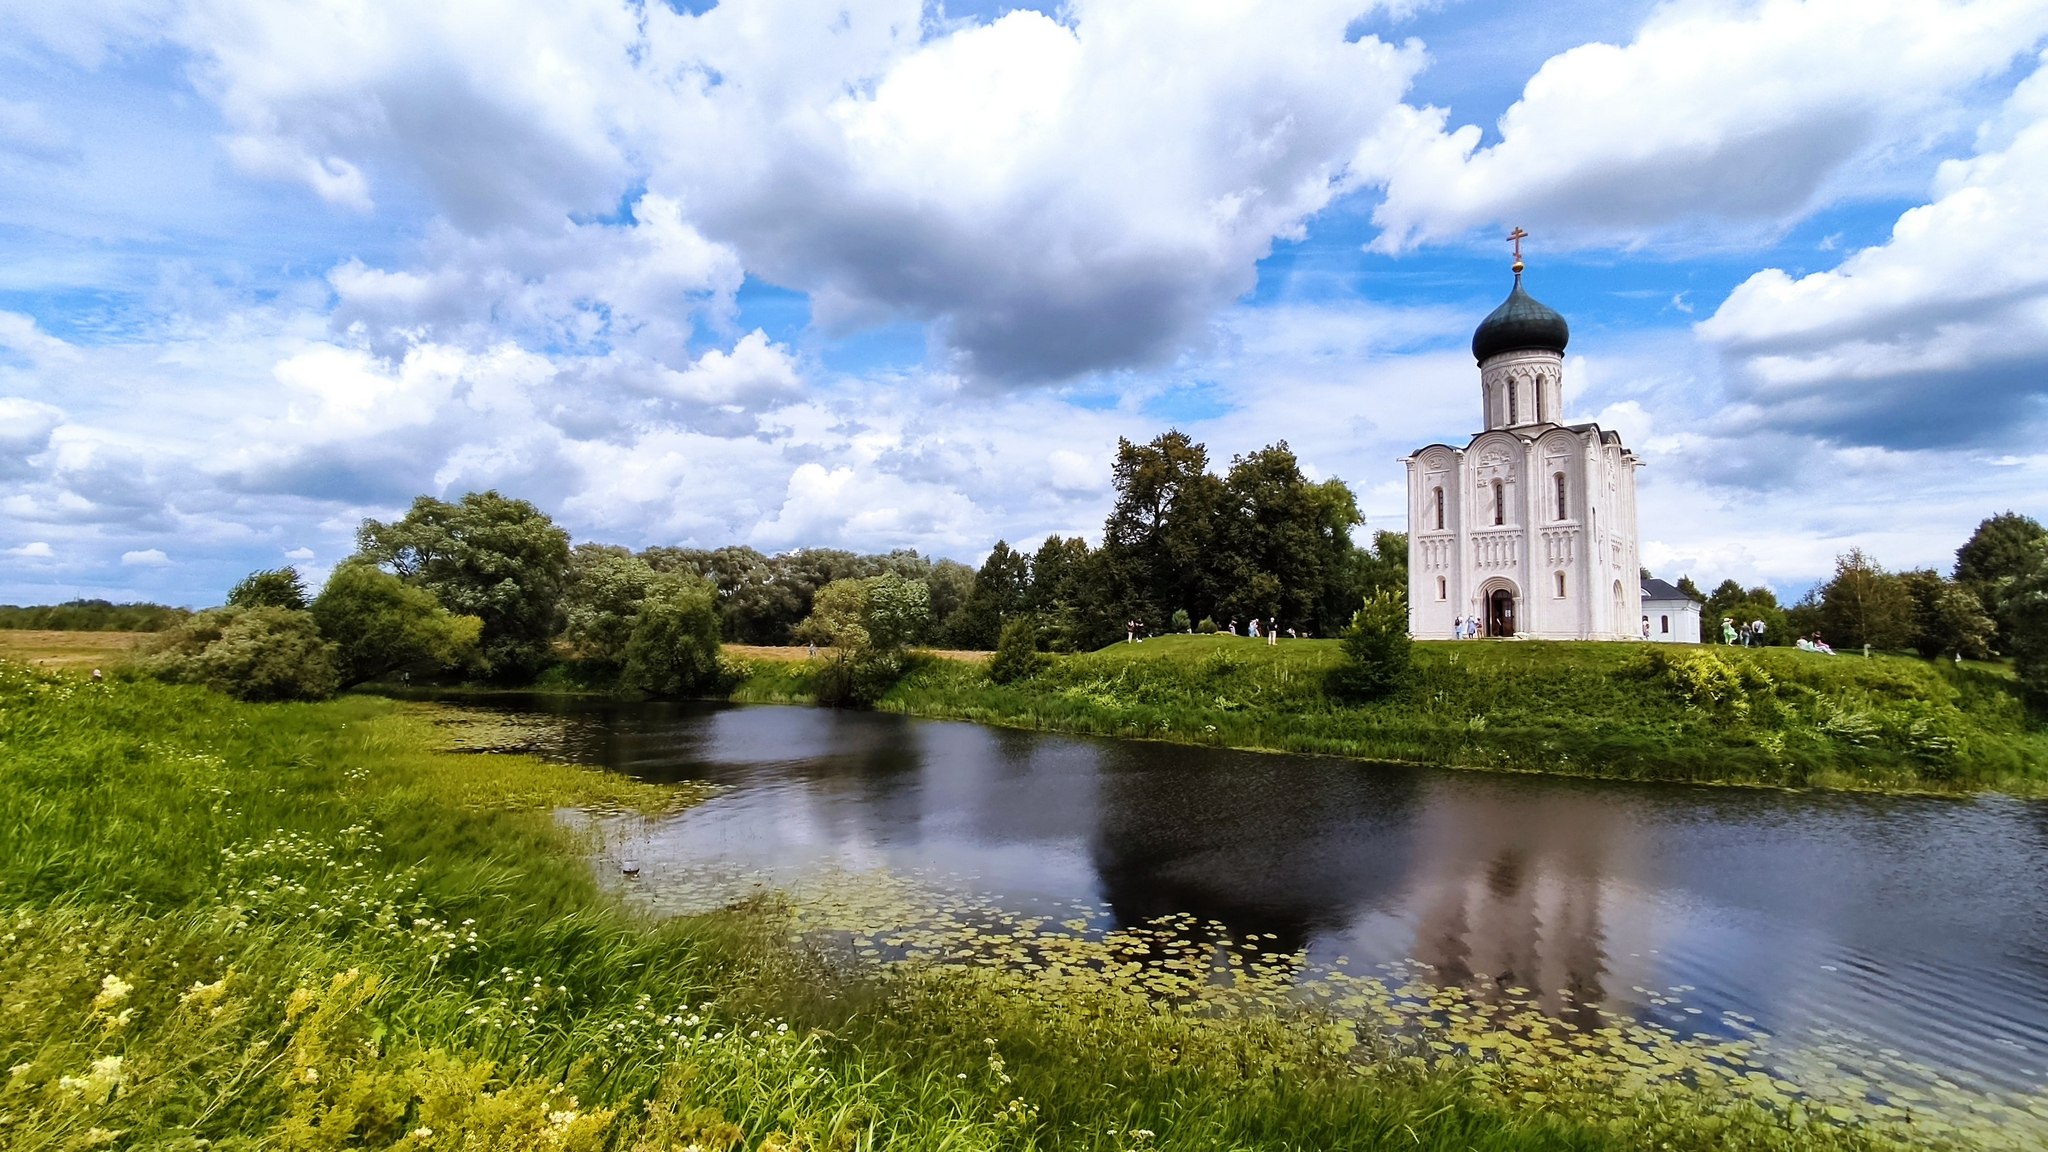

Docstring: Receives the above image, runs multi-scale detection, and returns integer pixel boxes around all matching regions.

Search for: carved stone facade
[1402,306,1641,640]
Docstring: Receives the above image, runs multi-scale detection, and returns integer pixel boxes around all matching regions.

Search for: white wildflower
[93,974,133,1009]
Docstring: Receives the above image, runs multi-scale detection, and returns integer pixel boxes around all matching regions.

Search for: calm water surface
[467,696,2048,1094]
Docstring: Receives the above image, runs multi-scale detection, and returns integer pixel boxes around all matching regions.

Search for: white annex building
[1404,239,1642,640]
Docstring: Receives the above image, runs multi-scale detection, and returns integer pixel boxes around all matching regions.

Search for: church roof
[1472,275,1570,363]
[1640,578,1694,603]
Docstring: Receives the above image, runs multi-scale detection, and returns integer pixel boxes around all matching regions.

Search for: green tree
[1025,534,1094,651]
[2008,554,2048,709]
[560,545,662,674]
[356,491,571,680]
[1818,548,1916,651]
[1674,575,1705,603]
[923,559,976,644]
[1100,431,1225,633]
[1954,511,2047,650]
[618,577,727,698]
[986,616,1049,685]
[1332,530,1407,636]
[1328,589,1411,702]
[945,540,1029,649]
[1899,569,1996,660]
[141,607,339,702]
[226,567,308,611]
[793,575,932,705]
[310,560,482,687]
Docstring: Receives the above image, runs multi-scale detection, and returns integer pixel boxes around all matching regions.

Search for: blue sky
[3,0,2047,607]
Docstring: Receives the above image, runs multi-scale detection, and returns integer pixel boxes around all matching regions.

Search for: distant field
[0,629,151,670]
[725,643,989,664]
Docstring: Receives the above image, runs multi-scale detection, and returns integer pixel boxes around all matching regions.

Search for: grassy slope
[737,636,2047,794]
[0,660,1925,1151]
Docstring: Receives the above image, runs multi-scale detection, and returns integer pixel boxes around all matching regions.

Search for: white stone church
[1403,252,1642,640]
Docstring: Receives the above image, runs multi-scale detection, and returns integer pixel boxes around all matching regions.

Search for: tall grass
[0,660,1969,1149]
[736,637,2048,794]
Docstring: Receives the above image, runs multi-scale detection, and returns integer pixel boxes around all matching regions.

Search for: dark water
[468,695,2048,1094]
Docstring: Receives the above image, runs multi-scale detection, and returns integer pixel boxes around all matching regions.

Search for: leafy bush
[987,616,1050,685]
[1196,616,1219,635]
[619,578,728,698]
[139,606,339,701]
[792,574,934,705]
[227,566,309,611]
[1328,589,1411,702]
[1170,608,1191,633]
[311,560,482,687]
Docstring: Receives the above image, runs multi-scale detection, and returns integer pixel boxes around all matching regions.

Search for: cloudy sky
[3,0,2046,607]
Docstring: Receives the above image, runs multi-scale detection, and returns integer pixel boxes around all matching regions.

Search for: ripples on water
[448,695,2048,1136]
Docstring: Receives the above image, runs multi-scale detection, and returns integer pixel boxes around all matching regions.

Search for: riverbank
[1,658,1969,1150]
[733,636,2048,794]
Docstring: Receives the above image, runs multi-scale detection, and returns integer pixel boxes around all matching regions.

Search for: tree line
[131,429,1407,703]
[0,600,190,631]
[1668,511,2048,703]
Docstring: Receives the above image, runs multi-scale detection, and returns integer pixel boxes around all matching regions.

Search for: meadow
[734,636,2048,794]
[1,657,2002,1150]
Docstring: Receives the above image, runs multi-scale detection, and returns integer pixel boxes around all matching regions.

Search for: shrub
[1196,616,1219,635]
[140,606,340,701]
[1170,608,1192,633]
[794,576,932,706]
[619,578,728,698]
[987,617,1050,685]
[311,560,481,687]
[1328,589,1411,702]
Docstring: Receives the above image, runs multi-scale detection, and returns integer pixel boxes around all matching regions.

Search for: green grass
[733,636,2048,794]
[0,659,2000,1149]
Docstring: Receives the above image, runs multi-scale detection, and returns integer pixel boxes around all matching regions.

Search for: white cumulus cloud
[1368,0,2048,249]
[121,548,171,566]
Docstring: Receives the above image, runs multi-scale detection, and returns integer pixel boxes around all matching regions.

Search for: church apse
[1402,230,1641,641]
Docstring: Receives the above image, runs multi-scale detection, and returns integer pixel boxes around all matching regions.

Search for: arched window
[1660,615,1670,634]
[1537,377,1546,423]
[1433,486,1444,530]
[1507,380,1518,424]
[1554,472,1567,520]
[1555,571,1566,597]
[1492,478,1505,526]
[1437,576,1447,601]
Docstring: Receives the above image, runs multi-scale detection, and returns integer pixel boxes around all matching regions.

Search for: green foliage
[1703,581,1790,646]
[226,566,309,611]
[1817,548,1916,651]
[0,599,190,631]
[2009,554,2048,711]
[1169,608,1191,633]
[944,540,1028,649]
[139,606,340,701]
[1196,616,1219,634]
[559,544,662,672]
[1955,511,2048,651]
[1899,568,1996,660]
[794,575,932,705]
[986,616,1049,685]
[311,560,482,687]
[356,491,572,680]
[618,577,728,698]
[1328,588,1412,702]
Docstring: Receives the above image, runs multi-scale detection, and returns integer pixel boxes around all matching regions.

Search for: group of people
[1450,616,1485,639]
[1794,634,1837,655]
[1719,618,1768,647]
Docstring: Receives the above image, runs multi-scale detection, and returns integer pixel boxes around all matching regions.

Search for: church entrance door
[1488,588,1516,637]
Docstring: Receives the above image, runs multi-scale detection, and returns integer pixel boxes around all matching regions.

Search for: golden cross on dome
[1508,226,1528,274]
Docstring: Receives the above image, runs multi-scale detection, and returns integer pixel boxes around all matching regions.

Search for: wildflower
[93,974,133,1009]
[83,1128,121,1147]
[411,1126,434,1140]
[303,1067,320,1083]
[58,1055,124,1101]
[8,1062,31,1078]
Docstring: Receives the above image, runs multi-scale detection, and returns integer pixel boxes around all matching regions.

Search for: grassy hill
[735,636,2048,794]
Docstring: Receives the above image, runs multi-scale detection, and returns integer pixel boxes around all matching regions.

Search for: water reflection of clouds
[489,696,2048,1095]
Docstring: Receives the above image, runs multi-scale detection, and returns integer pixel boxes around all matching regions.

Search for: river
[457,695,2048,1102]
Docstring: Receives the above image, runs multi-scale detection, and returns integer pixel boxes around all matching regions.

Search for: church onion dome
[1471,276,1570,363]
